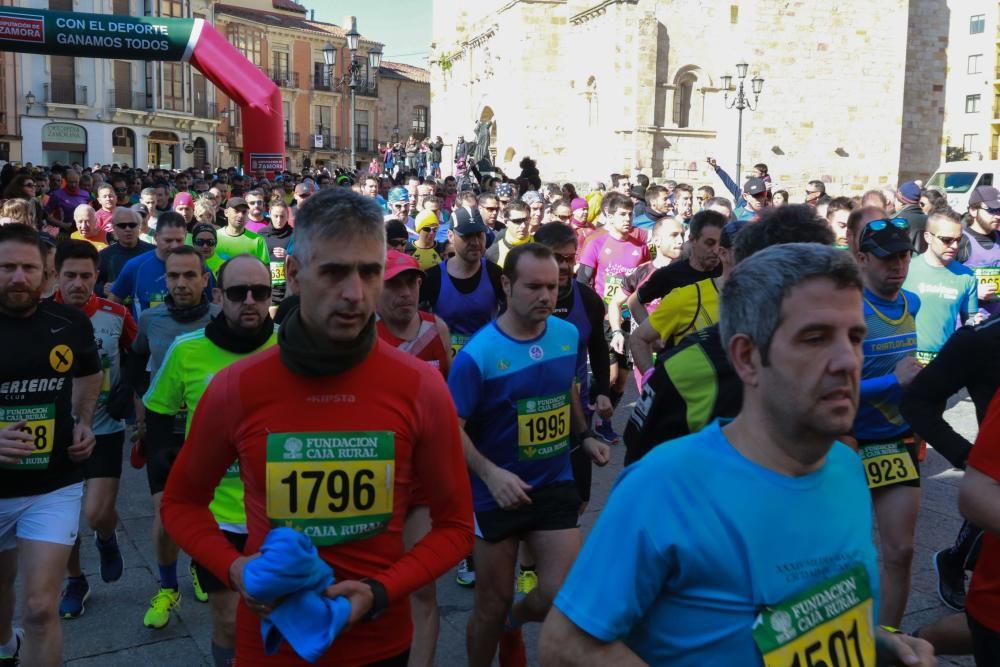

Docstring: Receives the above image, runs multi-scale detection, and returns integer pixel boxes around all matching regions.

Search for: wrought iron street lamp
[322,31,383,168]
[721,62,765,183]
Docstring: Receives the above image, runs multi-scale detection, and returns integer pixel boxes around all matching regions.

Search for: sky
[313,2,433,68]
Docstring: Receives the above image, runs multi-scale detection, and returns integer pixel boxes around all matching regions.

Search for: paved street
[35,389,980,666]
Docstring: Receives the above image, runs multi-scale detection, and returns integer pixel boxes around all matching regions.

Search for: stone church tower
[430,0,946,195]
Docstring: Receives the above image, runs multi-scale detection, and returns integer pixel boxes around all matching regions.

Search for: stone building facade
[376,62,431,147]
[430,0,947,195]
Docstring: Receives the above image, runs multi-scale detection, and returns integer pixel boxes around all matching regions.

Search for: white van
[925,160,1000,212]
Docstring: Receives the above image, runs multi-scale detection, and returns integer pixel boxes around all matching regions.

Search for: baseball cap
[415,209,439,232]
[969,185,1000,209]
[453,207,488,236]
[387,187,410,204]
[226,197,249,210]
[385,220,409,244]
[859,218,913,258]
[521,191,543,206]
[743,178,767,196]
[131,202,149,217]
[897,181,921,204]
[384,249,424,281]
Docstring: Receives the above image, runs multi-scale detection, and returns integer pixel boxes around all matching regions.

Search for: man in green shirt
[144,255,276,664]
[215,198,269,265]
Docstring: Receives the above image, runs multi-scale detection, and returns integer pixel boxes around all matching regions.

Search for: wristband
[611,330,624,336]
[360,578,388,622]
[579,428,600,441]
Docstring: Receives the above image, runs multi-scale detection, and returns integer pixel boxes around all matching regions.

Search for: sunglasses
[507,216,530,226]
[223,284,272,302]
[388,239,407,249]
[420,226,439,234]
[193,237,217,247]
[114,222,138,229]
[446,251,456,258]
[552,252,576,265]
[865,217,909,232]
[986,207,1000,216]
[929,233,960,247]
[115,188,128,193]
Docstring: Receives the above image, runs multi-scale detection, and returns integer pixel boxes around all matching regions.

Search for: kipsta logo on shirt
[529,345,544,361]
[283,437,303,459]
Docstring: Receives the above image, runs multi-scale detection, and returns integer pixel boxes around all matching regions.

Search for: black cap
[453,208,488,236]
[859,219,913,258]
[385,220,409,243]
[744,177,767,196]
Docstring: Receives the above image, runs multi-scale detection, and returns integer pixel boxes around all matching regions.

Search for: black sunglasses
[114,222,138,229]
[193,237,217,247]
[223,284,272,302]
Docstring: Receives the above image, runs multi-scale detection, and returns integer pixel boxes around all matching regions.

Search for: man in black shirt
[96,208,154,298]
[626,209,726,323]
[0,224,102,666]
[261,201,293,317]
[901,316,1000,612]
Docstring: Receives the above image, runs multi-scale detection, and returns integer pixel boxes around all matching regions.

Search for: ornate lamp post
[721,62,764,182]
[323,31,383,169]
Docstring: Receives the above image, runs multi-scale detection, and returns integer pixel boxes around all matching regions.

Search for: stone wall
[376,79,431,146]
[898,0,949,181]
[431,0,939,198]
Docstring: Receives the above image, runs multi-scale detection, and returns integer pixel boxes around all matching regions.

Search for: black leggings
[969,614,1000,667]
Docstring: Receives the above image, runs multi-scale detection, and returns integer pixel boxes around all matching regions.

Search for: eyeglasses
[865,217,909,232]
[929,233,960,247]
[552,252,576,265]
[507,216,529,226]
[246,200,264,206]
[114,222,138,229]
[223,284,272,302]
[193,237,217,247]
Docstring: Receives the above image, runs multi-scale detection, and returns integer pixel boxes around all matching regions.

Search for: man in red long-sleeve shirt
[161,188,474,667]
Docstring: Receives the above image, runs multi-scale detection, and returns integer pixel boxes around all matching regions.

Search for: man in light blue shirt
[903,208,979,361]
[540,244,935,666]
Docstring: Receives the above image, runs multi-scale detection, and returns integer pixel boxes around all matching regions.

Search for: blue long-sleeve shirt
[713,165,747,210]
[855,288,922,440]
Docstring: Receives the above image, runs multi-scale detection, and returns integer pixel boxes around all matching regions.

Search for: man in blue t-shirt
[109,212,214,319]
[540,244,934,666]
[449,243,609,667]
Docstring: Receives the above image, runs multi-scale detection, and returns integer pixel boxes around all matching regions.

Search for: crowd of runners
[0,153,997,666]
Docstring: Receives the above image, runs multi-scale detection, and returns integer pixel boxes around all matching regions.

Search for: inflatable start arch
[0,8,284,174]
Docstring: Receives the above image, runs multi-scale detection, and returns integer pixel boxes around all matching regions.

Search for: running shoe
[595,420,621,444]
[143,588,181,629]
[189,562,208,603]
[498,627,527,667]
[59,576,91,619]
[515,569,538,596]
[96,531,124,583]
[0,627,23,666]
[455,556,476,588]
[933,549,966,611]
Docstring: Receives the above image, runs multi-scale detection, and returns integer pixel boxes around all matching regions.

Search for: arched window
[112,127,135,167]
[193,137,207,170]
[673,73,695,128]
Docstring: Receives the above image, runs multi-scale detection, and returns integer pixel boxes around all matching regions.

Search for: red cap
[384,249,423,281]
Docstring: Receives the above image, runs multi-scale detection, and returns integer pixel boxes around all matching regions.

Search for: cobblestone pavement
[30,389,980,665]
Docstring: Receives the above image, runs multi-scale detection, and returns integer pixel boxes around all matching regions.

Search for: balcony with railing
[45,83,88,106]
[286,131,300,148]
[270,69,299,89]
[354,80,378,97]
[354,137,373,152]
[311,132,335,150]
[313,73,332,91]
[107,89,154,112]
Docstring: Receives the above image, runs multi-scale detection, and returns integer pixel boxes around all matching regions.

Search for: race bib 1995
[516,391,571,461]
[0,404,56,470]
[753,565,876,667]
[266,431,395,546]
[859,440,918,489]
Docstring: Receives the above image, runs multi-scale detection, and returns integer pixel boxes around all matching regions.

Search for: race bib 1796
[266,431,395,546]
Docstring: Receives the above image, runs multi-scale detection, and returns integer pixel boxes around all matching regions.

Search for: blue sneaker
[96,531,124,583]
[0,627,23,665]
[59,576,91,619]
[595,420,621,444]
